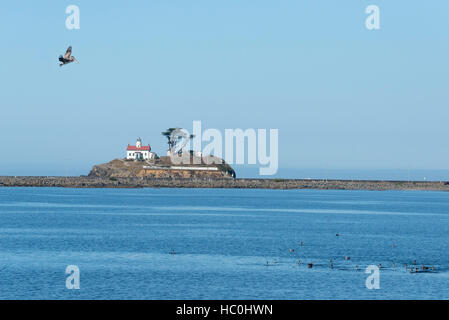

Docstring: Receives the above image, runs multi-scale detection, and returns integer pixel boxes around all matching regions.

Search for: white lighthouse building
[126,137,154,160]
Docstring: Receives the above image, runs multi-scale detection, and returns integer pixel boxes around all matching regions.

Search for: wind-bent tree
[161,128,178,150]
[161,128,195,153]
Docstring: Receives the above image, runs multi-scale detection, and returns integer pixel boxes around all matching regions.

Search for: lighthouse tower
[136,137,142,148]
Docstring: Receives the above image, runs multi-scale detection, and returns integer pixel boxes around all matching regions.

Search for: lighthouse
[126,137,154,160]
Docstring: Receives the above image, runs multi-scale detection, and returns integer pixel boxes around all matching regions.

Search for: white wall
[126,151,152,160]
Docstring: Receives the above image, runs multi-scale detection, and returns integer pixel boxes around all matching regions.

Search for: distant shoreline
[1,176,448,191]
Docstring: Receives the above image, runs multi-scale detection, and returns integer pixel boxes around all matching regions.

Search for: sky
[0,1,448,179]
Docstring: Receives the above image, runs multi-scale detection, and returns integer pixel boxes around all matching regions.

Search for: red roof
[127,144,151,151]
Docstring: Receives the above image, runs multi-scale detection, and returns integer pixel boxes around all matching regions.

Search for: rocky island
[88,156,236,180]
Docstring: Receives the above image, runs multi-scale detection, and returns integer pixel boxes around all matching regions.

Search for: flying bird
[59,46,79,67]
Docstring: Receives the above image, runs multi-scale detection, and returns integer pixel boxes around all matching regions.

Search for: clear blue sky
[0,1,448,179]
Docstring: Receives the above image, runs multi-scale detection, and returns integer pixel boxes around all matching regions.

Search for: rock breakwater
[1,176,448,191]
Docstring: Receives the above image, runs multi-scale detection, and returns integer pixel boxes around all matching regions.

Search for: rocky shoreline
[1,176,448,191]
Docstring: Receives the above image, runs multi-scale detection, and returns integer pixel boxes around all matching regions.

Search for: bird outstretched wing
[63,46,72,59]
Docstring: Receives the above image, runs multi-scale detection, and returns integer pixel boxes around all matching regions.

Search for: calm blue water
[0,187,448,300]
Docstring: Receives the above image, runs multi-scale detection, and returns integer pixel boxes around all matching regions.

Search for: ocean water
[0,187,448,300]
